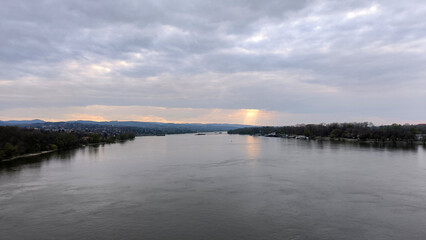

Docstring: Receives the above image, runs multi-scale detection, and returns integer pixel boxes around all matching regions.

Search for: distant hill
[0,119,250,133]
[70,120,248,131]
[0,119,45,126]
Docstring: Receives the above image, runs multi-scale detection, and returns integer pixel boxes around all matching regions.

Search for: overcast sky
[1,0,425,125]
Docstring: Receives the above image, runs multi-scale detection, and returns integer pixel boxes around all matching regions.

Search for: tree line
[0,126,135,160]
[228,123,426,143]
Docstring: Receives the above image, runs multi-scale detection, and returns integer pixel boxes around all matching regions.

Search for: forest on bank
[0,126,135,160]
[228,123,426,143]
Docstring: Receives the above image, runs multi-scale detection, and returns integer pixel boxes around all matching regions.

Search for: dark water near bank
[1,134,426,240]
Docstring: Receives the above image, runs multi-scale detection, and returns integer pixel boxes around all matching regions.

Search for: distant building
[415,134,425,141]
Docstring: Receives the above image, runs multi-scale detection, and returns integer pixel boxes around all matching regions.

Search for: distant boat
[265,132,280,137]
[196,133,206,135]
[296,135,309,140]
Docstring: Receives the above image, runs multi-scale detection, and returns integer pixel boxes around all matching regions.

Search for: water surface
[1,134,426,239]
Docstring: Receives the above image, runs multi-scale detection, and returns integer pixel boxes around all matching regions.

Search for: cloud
[1,0,425,124]
[346,4,378,19]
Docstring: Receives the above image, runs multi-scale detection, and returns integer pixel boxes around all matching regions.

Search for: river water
[1,133,426,239]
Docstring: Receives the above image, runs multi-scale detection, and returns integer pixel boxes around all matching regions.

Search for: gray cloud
[1,0,425,123]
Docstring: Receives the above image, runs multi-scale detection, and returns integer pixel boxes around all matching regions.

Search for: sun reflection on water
[246,135,260,161]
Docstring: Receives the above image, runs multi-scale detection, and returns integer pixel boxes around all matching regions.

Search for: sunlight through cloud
[346,5,378,19]
[243,109,260,125]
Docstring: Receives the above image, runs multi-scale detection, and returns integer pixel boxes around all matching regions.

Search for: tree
[303,128,311,137]
[4,142,18,158]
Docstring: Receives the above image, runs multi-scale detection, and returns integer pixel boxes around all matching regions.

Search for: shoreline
[1,150,57,162]
[246,134,426,145]
[1,138,137,163]
[2,135,424,163]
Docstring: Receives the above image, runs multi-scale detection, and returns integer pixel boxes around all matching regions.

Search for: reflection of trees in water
[283,138,419,153]
[356,141,418,152]
[324,139,419,152]
[315,140,325,149]
[0,144,106,175]
[86,144,103,157]
[0,149,78,175]
[119,138,135,145]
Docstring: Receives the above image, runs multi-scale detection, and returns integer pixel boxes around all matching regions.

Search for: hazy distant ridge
[0,120,249,132]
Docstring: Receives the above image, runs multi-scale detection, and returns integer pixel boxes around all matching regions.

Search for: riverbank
[0,126,137,162]
[228,123,426,145]
[0,139,137,163]
[1,150,57,162]
[261,134,425,145]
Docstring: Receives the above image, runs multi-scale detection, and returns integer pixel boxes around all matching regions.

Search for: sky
[1,0,425,125]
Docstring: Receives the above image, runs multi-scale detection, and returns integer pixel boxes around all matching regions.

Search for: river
[1,133,426,239]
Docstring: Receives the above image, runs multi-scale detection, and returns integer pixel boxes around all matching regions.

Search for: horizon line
[1,119,425,127]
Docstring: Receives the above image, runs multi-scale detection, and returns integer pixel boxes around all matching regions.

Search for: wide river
[1,133,426,239]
